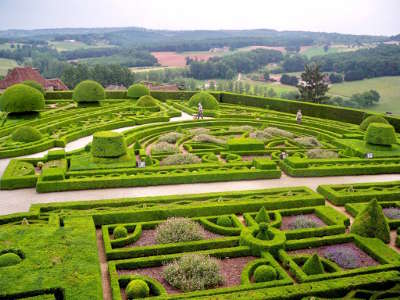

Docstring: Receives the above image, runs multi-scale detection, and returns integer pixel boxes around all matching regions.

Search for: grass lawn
[49,40,114,52]
[301,44,374,59]
[328,76,400,114]
[0,58,18,76]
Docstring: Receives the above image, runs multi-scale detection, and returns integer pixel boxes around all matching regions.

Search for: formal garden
[1,80,400,299]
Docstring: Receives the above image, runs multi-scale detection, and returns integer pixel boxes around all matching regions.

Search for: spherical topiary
[11,126,42,142]
[0,253,22,267]
[113,226,128,239]
[0,84,44,113]
[91,131,127,158]
[22,80,45,95]
[360,115,389,131]
[216,216,233,227]
[136,95,157,107]
[188,92,219,110]
[365,123,397,146]
[125,279,150,299]
[253,265,277,282]
[127,84,150,99]
[73,80,105,103]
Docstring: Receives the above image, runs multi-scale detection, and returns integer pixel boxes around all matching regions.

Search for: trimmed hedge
[188,92,219,110]
[22,80,45,95]
[227,138,265,151]
[0,84,45,113]
[365,123,397,146]
[360,115,389,130]
[136,95,158,107]
[91,131,127,158]
[11,126,42,143]
[73,80,105,103]
[127,84,150,99]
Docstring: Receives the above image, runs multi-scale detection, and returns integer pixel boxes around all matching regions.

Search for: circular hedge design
[73,80,105,103]
[0,84,45,113]
[360,115,389,131]
[11,126,42,143]
[365,123,397,146]
[126,279,150,299]
[188,92,219,110]
[113,226,128,239]
[136,95,157,107]
[0,252,22,267]
[22,80,45,95]
[91,131,127,158]
[127,84,150,99]
[253,265,277,282]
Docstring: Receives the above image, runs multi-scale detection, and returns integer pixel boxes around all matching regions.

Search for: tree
[280,74,299,86]
[298,63,329,103]
[263,71,270,81]
[329,73,343,83]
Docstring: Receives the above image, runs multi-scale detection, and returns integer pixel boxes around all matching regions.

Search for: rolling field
[0,58,18,76]
[151,51,215,67]
[49,40,114,52]
[329,76,400,114]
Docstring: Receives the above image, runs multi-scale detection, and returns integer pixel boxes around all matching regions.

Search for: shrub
[91,131,127,158]
[307,149,338,159]
[0,252,22,267]
[190,127,210,135]
[365,123,397,146]
[151,142,178,155]
[302,254,324,275]
[159,153,201,166]
[255,206,270,223]
[163,254,223,291]
[249,130,273,142]
[158,132,183,144]
[0,84,44,113]
[255,222,271,240]
[216,216,233,227]
[288,215,318,230]
[136,95,158,107]
[229,125,254,132]
[294,137,321,147]
[11,126,42,142]
[113,226,128,239]
[193,134,225,144]
[22,80,44,95]
[360,115,389,131]
[263,127,295,138]
[155,217,205,244]
[322,247,362,269]
[73,80,105,103]
[253,265,277,282]
[127,84,150,99]
[227,137,265,151]
[144,156,153,166]
[350,198,390,243]
[125,279,150,299]
[188,92,219,110]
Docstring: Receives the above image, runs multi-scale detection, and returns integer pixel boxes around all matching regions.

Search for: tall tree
[298,63,329,103]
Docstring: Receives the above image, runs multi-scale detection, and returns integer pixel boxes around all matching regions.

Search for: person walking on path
[197,102,204,120]
[296,109,302,124]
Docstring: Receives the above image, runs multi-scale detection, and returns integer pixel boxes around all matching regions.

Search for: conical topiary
[302,254,324,275]
[350,199,390,243]
[256,222,270,240]
[255,206,270,223]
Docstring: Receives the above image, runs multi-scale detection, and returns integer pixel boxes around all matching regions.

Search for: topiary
[127,84,150,99]
[113,226,128,239]
[11,126,42,142]
[188,92,219,110]
[155,217,204,244]
[360,115,389,130]
[216,216,233,227]
[255,206,270,223]
[302,254,325,275]
[350,198,390,243]
[136,95,157,107]
[91,131,127,158]
[256,222,271,240]
[365,123,397,146]
[22,80,45,95]
[0,84,44,113]
[73,80,105,103]
[0,252,22,267]
[253,265,277,282]
[144,156,153,166]
[125,279,150,299]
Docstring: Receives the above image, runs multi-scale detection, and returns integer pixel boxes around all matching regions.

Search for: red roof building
[0,67,68,91]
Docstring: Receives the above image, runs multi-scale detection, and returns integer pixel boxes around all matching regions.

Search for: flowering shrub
[155,217,205,244]
[264,127,295,138]
[229,125,254,132]
[190,128,210,135]
[158,132,184,144]
[151,142,178,154]
[383,208,400,219]
[288,215,319,230]
[249,130,273,142]
[193,134,225,144]
[159,153,201,166]
[307,149,338,159]
[323,247,362,269]
[294,137,321,147]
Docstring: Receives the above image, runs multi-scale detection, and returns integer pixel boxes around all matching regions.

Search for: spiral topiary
[91,131,127,158]
[113,226,128,239]
[136,95,157,107]
[0,252,22,267]
[73,80,105,103]
[22,80,45,95]
[125,279,150,299]
[11,126,42,142]
[188,92,219,110]
[253,265,277,282]
[360,115,389,131]
[365,123,397,146]
[127,84,150,99]
[216,215,233,227]
[0,84,44,113]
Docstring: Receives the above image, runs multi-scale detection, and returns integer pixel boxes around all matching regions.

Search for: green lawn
[0,58,18,76]
[49,40,114,52]
[328,76,400,114]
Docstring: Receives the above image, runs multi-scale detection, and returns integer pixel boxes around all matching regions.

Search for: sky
[0,0,398,36]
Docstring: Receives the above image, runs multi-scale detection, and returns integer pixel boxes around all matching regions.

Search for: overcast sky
[0,0,398,36]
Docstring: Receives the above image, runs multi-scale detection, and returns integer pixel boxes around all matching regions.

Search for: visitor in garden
[296,109,302,124]
[279,151,288,160]
[197,102,203,120]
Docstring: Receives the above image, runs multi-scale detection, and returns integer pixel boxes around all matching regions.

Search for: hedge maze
[1,86,400,299]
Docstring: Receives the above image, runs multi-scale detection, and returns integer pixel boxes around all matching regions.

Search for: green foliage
[91,131,127,158]
[302,254,325,275]
[155,217,204,244]
[255,206,270,223]
[216,215,233,227]
[113,225,128,239]
[0,84,44,113]
[127,84,150,99]
[360,115,389,131]
[158,132,183,144]
[365,123,397,146]
[11,126,42,142]
[41,167,65,181]
[151,142,177,155]
[253,265,277,282]
[22,80,45,95]
[227,137,265,151]
[350,199,391,243]
[188,92,219,110]
[298,63,329,103]
[73,80,105,103]
[0,252,22,267]
[159,153,201,166]
[307,149,338,159]
[125,279,150,299]
[255,222,271,240]
[136,95,158,107]
[144,156,153,166]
